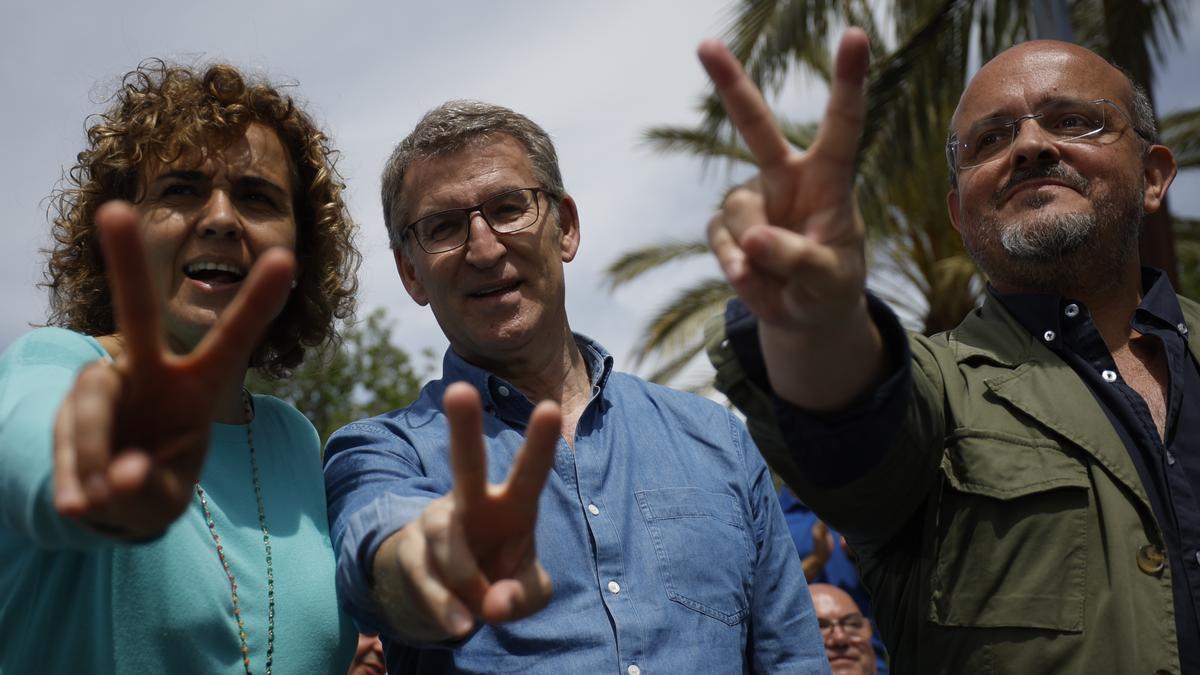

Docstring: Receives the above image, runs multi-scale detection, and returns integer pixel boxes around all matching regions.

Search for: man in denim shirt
[323,101,827,674]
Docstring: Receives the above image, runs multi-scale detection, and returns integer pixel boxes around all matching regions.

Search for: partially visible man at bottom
[810,584,878,675]
[323,101,828,673]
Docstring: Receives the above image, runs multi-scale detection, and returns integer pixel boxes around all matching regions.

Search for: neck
[97,333,250,425]
[216,373,252,424]
[995,259,1145,351]
[463,323,592,413]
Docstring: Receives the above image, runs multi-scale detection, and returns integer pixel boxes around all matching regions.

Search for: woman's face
[133,122,298,353]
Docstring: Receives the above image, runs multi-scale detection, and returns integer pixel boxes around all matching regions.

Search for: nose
[196,190,242,240]
[1008,116,1061,170]
[463,210,505,269]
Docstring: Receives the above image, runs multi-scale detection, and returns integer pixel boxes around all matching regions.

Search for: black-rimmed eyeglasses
[400,187,556,254]
[947,98,1152,172]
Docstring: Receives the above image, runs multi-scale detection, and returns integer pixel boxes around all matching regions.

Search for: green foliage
[248,307,433,446]
[1177,215,1200,301]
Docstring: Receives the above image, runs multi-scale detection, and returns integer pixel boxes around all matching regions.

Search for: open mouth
[184,261,247,288]
[468,281,521,298]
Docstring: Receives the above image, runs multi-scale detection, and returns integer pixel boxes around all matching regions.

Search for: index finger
[444,382,487,512]
[96,201,162,366]
[698,39,792,172]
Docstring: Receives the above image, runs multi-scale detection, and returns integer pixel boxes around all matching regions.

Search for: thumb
[480,558,553,624]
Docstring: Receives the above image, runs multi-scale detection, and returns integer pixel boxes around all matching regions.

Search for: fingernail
[84,473,108,501]
[448,607,473,635]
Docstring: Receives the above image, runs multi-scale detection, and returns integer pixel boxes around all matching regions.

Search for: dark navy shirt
[994,268,1200,671]
[726,268,1200,671]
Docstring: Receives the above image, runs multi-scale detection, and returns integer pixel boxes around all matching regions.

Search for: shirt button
[1167,451,1177,466]
[1137,544,1165,575]
[497,385,510,397]
[1043,330,1056,342]
[628,666,641,675]
[1195,551,1200,566]
[1101,369,1118,383]
[1064,303,1080,318]
[1178,322,1189,335]
[608,580,621,594]
[588,504,600,516]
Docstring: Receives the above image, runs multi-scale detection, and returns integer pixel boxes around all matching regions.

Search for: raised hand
[700,30,870,329]
[701,31,885,412]
[373,382,561,642]
[52,200,294,538]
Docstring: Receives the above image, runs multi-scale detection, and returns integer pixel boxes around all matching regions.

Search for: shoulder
[253,393,318,434]
[324,381,448,455]
[1179,294,1200,321]
[608,370,733,416]
[0,327,107,370]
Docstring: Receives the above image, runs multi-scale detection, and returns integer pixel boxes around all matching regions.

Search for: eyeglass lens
[818,613,868,635]
[412,188,541,253]
[954,99,1113,170]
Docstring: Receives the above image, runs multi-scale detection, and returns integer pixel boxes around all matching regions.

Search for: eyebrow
[151,170,289,197]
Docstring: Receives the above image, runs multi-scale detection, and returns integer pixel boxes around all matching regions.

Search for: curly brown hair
[43,59,360,377]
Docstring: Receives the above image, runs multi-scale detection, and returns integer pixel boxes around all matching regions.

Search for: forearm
[760,294,887,413]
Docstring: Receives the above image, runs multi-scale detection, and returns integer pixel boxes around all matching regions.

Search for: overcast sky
[2,2,1197,386]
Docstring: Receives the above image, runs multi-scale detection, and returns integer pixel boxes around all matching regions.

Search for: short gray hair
[380,100,565,248]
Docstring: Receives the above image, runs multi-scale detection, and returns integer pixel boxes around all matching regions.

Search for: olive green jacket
[708,294,1200,675]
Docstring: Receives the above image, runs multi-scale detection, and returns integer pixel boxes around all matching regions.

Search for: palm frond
[631,278,735,368]
[1161,105,1200,170]
[605,241,712,290]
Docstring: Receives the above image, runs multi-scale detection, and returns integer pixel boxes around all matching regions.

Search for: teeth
[185,261,246,276]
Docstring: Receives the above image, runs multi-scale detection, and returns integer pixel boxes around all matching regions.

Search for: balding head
[810,583,876,675]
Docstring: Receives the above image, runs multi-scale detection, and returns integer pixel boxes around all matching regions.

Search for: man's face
[394,135,579,366]
[946,42,1167,293]
[134,122,298,354]
[811,585,876,675]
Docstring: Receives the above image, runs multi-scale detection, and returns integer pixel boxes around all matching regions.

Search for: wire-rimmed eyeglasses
[947,98,1152,172]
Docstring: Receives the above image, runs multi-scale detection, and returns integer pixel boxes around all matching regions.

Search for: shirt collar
[439,333,615,415]
[992,267,1183,341]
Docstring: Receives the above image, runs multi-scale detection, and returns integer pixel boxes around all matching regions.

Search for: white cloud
[2,0,1196,384]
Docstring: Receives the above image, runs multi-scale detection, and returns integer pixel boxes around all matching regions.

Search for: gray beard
[962,171,1147,294]
[998,208,1098,260]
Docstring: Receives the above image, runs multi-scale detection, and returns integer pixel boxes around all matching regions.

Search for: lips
[1005,178,1073,200]
[183,260,248,291]
[467,280,521,298]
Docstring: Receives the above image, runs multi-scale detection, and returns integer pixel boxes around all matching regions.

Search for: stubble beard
[963,175,1144,295]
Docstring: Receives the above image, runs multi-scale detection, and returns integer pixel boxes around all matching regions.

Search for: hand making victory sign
[373,383,562,643]
[700,29,887,412]
[52,201,295,539]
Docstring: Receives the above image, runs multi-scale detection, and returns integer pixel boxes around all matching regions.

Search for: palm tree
[608,0,1198,387]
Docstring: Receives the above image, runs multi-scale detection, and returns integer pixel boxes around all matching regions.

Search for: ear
[1141,144,1178,215]
[556,194,581,263]
[946,189,963,235]
[393,248,430,306]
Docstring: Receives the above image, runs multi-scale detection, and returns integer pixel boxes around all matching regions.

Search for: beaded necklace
[195,390,275,675]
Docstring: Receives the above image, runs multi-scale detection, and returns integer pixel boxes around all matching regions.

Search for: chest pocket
[929,431,1090,633]
[636,487,753,626]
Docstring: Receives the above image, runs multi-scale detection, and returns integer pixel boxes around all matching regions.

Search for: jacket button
[1137,544,1166,575]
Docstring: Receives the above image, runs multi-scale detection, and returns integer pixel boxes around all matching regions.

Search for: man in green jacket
[697,29,1191,674]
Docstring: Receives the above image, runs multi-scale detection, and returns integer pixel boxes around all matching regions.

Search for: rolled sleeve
[323,420,444,635]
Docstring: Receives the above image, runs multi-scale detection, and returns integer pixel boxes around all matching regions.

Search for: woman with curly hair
[0,60,361,673]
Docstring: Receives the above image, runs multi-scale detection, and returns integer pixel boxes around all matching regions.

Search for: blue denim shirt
[324,335,828,674]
